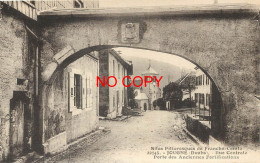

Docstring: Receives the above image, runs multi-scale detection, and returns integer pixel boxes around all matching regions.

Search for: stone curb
[100,115,132,121]
[9,128,111,163]
[183,128,205,146]
[33,128,111,163]
[11,152,40,163]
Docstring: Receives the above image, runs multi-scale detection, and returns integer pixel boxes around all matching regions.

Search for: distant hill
[123,56,183,89]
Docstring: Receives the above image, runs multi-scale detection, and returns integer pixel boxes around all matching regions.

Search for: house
[41,52,100,154]
[193,67,212,120]
[98,49,133,119]
[0,1,100,160]
[176,71,196,102]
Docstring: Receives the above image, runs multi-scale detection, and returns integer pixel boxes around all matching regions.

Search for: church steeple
[142,60,159,76]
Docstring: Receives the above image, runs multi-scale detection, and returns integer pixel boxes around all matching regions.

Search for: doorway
[9,92,31,158]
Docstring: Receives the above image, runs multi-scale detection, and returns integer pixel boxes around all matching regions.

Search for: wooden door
[10,100,25,157]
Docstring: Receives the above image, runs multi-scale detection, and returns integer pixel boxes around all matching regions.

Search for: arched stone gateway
[38,4,259,147]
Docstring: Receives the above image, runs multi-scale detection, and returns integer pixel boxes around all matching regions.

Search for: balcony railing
[2,1,37,20]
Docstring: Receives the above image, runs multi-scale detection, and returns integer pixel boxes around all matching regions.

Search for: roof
[142,66,159,76]
[135,92,149,100]
[38,4,259,18]
[175,71,196,84]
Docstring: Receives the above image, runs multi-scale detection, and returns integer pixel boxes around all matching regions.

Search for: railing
[2,0,99,20]
[35,0,73,11]
[190,97,211,124]
[2,1,37,20]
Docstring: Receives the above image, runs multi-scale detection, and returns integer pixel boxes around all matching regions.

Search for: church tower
[140,60,161,110]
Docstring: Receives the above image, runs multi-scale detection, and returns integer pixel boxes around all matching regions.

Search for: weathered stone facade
[41,53,99,154]
[0,2,259,162]
[0,5,39,160]
[38,5,260,145]
[98,49,132,119]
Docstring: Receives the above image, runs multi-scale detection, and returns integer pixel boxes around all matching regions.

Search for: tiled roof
[142,66,159,75]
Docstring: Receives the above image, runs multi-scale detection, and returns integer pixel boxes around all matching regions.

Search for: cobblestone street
[51,111,196,163]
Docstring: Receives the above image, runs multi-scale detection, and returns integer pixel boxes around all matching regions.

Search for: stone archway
[38,6,259,145]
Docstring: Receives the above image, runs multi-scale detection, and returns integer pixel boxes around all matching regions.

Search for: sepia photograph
[0,0,259,162]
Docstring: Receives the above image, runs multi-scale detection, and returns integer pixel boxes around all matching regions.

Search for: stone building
[0,2,40,160]
[41,52,99,154]
[98,49,133,119]
[134,89,149,111]
[0,0,100,161]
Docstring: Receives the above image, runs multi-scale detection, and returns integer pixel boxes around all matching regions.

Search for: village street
[49,111,196,163]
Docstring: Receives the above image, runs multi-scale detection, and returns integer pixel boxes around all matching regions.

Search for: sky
[99,0,260,8]
[114,47,196,71]
[113,47,197,88]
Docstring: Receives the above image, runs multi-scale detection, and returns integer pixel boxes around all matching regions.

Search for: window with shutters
[74,74,82,109]
[68,69,86,114]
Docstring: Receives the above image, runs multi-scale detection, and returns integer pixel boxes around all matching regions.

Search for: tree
[179,75,196,106]
[163,82,183,109]
[127,87,137,108]
[153,98,166,110]
[127,86,136,100]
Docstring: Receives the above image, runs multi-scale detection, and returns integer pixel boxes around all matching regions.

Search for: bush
[129,99,138,109]
[181,98,196,107]
[99,105,108,117]
[153,98,166,110]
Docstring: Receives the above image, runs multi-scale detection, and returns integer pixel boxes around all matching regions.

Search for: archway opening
[39,45,224,155]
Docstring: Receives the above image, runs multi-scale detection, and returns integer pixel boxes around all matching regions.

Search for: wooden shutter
[79,75,82,109]
[90,73,93,108]
[68,72,75,112]
[87,73,90,108]
[82,75,87,109]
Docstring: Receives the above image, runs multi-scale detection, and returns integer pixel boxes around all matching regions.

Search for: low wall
[43,132,67,155]
[185,114,211,143]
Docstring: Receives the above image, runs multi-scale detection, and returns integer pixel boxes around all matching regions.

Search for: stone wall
[0,7,38,160]
[42,54,99,153]
[185,115,211,143]
[98,50,109,117]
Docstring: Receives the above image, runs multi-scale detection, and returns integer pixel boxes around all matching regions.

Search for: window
[68,69,88,113]
[74,0,84,8]
[122,90,124,105]
[203,75,205,85]
[113,95,115,107]
[74,74,82,109]
[195,93,198,103]
[118,64,120,79]
[29,1,35,5]
[200,93,205,105]
[113,60,115,76]
[206,94,210,106]
[206,77,210,85]
[122,67,124,79]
